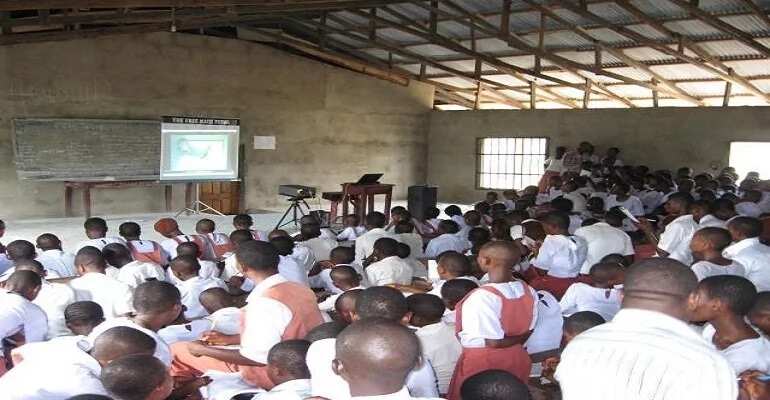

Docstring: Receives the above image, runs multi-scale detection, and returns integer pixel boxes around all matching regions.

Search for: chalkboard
[13,118,162,181]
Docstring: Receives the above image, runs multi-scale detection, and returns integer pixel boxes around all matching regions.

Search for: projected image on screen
[171,135,228,171]
[160,118,240,181]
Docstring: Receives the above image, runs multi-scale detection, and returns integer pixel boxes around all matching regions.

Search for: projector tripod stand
[275,196,311,230]
[175,182,225,217]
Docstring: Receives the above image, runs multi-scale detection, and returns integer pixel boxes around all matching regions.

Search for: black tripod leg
[275,203,296,230]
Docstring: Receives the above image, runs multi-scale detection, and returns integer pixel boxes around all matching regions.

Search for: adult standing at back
[354,212,394,264]
[555,258,737,400]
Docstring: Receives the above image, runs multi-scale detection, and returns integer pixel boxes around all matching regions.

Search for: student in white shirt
[638,192,698,265]
[561,180,587,213]
[530,211,588,299]
[690,227,746,281]
[299,223,338,262]
[689,275,770,375]
[365,238,414,287]
[170,255,227,319]
[241,340,313,400]
[232,213,268,241]
[737,190,763,218]
[119,221,169,267]
[725,217,770,291]
[355,211,395,264]
[68,247,134,319]
[337,215,366,242]
[101,354,174,400]
[154,217,215,263]
[559,263,623,321]
[270,236,311,286]
[15,259,77,339]
[102,242,167,289]
[157,287,241,345]
[0,326,157,400]
[605,183,645,232]
[221,229,256,282]
[551,197,583,234]
[395,221,425,260]
[194,218,234,261]
[75,217,126,253]
[427,251,479,297]
[318,266,364,312]
[34,233,77,278]
[556,258,738,400]
[425,220,469,259]
[440,278,479,325]
[173,241,220,282]
[691,200,726,229]
[574,212,634,275]
[0,271,47,350]
[0,240,40,282]
[524,290,563,355]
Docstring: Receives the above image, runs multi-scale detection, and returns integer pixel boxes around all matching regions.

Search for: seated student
[524,290,563,355]
[425,220,469,259]
[691,200,723,230]
[502,190,518,211]
[574,211,634,276]
[551,197,581,234]
[0,326,157,399]
[332,289,363,325]
[334,318,444,400]
[364,238,413,287]
[305,322,350,400]
[318,266,364,312]
[749,292,770,337]
[102,243,167,289]
[396,242,428,281]
[75,217,126,253]
[440,278,479,325]
[0,240,40,281]
[427,251,479,297]
[540,311,606,383]
[69,247,134,319]
[426,207,442,231]
[529,211,588,299]
[155,218,217,263]
[246,340,312,399]
[386,207,412,233]
[35,233,76,278]
[299,223,337,262]
[233,213,267,241]
[737,190,763,218]
[408,293,462,396]
[583,196,606,221]
[689,275,770,375]
[457,210,483,244]
[690,227,746,281]
[448,241,539,400]
[489,218,513,242]
[355,212,395,264]
[538,175,563,204]
[605,183,644,232]
[475,202,494,226]
[467,227,491,257]
[309,246,361,295]
[221,229,256,282]
[395,221,425,260]
[559,262,624,321]
[14,259,76,339]
[170,255,227,320]
[157,287,241,345]
[170,241,323,390]
[174,241,219,281]
[337,214,367,241]
[119,222,168,267]
[460,370,531,400]
[101,354,173,400]
[638,192,699,265]
[195,218,233,261]
[269,236,310,287]
[725,217,770,291]
[269,229,316,274]
[444,205,466,230]
[0,271,47,363]
[88,280,181,365]
[561,180,587,214]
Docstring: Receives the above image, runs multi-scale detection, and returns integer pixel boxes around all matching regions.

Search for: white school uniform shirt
[605,195,645,231]
[74,236,126,253]
[34,280,77,338]
[657,214,698,265]
[736,201,762,218]
[338,226,366,241]
[291,243,317,273]
[555,308,738,400]
[36,249,77,278]
[0,291,48,343]
[691,260,746,281]
[253,379,312,400]
[115,260,167,288]
[533,235,587,278]
[563,191,587,213]
[278,255,310,287]
[458,281,539,348]
[317,286,365,312]
[89,317,171,365]
[567,214,582,235]
[723,237,770,291]
[240,274,294,364]
[397,232,425,260]
[160,234,215,262]
[574,222,635,275]
[11,334,84,363]
[425,233,469,259]
[351,387,443,400]
[158,307,242,345]
[68,272,134,318]
[639,189,664,214]
[168,259,220,286]
[0,253,12,275]
[701,324,770,375]
[0,339,108,399]
[365,256,414,287]
[301,236,338,262]
[355,228,395,263]
[176,276,227,319]
[525,290,564,355]
[415,321,462,394]
[699,214,727,229]
[427,276,480,297]
[559,283,622,321]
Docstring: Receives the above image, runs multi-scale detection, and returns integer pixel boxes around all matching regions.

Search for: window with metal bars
[476,137,549,190]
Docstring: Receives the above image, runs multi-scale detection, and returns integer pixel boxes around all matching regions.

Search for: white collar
[270,378,311,392]
[612,309,702,341]
[246,273,288,302]
[725,237,761,255]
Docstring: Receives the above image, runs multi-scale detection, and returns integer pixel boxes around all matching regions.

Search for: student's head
[441,278,479,311]
[331,265,361,291]
[90,326,157,367]
[269,236,295,257]
[170,255,201,281]
[334,319,421,396]
[13,259,47,279]
[406,293,445,327]
[485,191,499,204]
[689,227,732,261]
[266,340,311,386]
[690,200,712,222]
[6,240,36,262]
[305,321,349,342]
[463,210,482,227]
[390,208,412,224]
[102,243,133,268]
[460,369,531,400]
[335,288,363,324]
[84,217,109,239]
[119,222,142,240]
[476,241,520,276]
[153,218,180,238]
[603,210,624,228]
[3,270,42,301]
[353,286,410,324]
[490,219,512,241]
[437,251,472,279]
[610,182,630,196]
[75,246,107,275]
[563,311,605,345]
[664,192,693,215]
[65,301,105,336]
[468,227,491,250]
[396,243,411,259]
[589,262,624,289]
[300,223,322,240]
[550,198,574,214]
[364,212,387,229]
[35,233,62,251]
[426,207,441,220]
[540,211,570,235]
[599,253,630,267]
[394,221,415,235]
[372,237,399,260]
[623,258,698,320]
[330,246,355,265]
[438,220,460,235]
[689,275,757,323]
[444,205,462,217]
[606,147,620,157]
[713,198,737,220]
[236,240,280,279]
[585,197,604,214]
[676,178,695,194]
[198,287,234,315]
[173,242,199,259]
[195,218,216,234]
[343,214,361,228]
[502,190,518,200]
[133,281,183,327]
[748,292,770,336]
[727,216,762,242]
[232,214,254,230]
[101,354,172,400]
[742,189,762,203]
[229,229,255,248]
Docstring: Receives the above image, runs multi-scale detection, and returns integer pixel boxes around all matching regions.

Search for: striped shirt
[555,308,737,400]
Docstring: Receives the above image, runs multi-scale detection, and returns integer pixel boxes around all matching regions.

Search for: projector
[279,185,317,199]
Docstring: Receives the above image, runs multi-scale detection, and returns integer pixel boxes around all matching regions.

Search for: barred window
[477,137,548,190]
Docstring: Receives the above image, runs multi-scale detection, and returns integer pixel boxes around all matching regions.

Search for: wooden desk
[64,180,186,218]
[341,183,394,222]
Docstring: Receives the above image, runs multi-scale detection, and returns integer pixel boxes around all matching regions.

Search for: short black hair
[355,286,408,321]
[365,212,387,228]
[35,233,61,250]
[541,211,570,230]
[270,236,295,256]
[304,321,348,342]
[330,246,355,264]
[396,242,411,259]
[230,229,255,245]
[65,301,105,326]
[729,216,763,238]
[373,238,399,257]
[233,214,254,227]
[84,217,108,232]
[694,227,733,251]
[395,221,415,234]
[237,240,280,271]
[699,275,757,315]
[550,197,574,213]
[667,192,694,210]
[438,220,460,234]
[75,246,107,271]
[441,278,479,305]
[118,222,141,238]
[267,340,311,379]
[6,240,36,261]
[444,205,462,217]
[406,293,445,321]
[563,311,605,335]
[132,281,181,314]
[196,218,216,233]
[426,207,441,219]
[437,251,472,276]
[175,241,200,257]
[101,354,167,400]
[460,370,531,400]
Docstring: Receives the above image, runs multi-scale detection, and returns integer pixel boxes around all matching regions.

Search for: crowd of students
[1,140,770,399]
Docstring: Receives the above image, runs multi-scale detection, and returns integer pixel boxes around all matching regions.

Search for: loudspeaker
[408,185,438,221]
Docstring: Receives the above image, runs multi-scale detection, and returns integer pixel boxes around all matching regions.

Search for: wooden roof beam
[0,0,411,12]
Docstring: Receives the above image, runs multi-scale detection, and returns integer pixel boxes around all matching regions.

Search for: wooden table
[341,183,394,222]
[64,180,190,217]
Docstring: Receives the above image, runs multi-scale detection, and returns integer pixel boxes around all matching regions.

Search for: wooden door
[199,181,241,215]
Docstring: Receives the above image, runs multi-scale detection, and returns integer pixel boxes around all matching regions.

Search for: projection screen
[160,116,239,181]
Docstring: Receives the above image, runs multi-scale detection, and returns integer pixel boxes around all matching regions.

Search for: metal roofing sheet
[697,39,762,58]
[723,59,770,77]
[484,74,531,87]
[430,76,477,89]
[662,19,723,38]
[648,63,717,80]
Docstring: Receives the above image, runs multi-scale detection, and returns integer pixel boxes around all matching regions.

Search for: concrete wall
[0,32,433,218]
[428,107,770,203]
